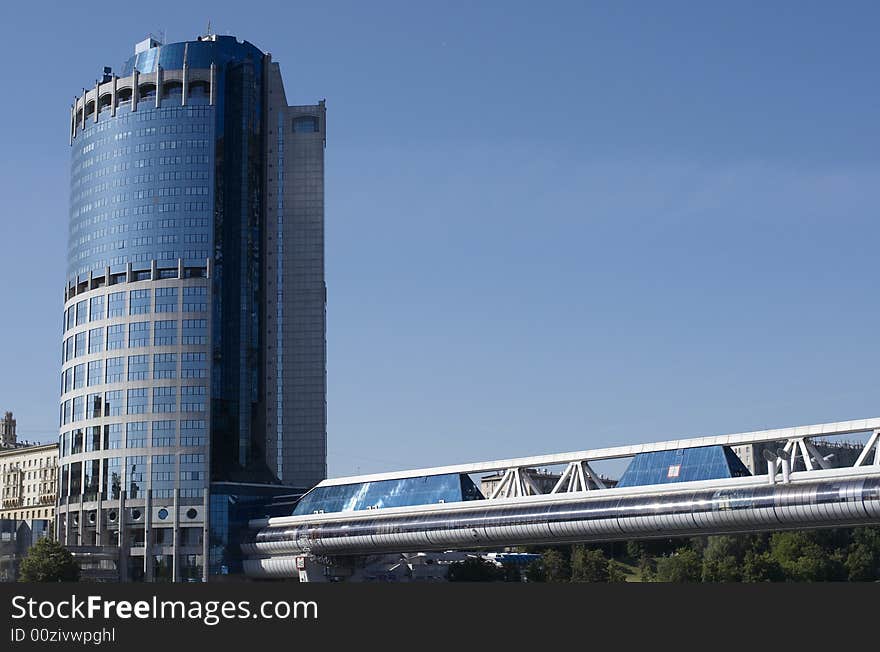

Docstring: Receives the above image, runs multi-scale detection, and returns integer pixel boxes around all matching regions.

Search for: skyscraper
[59,33,326,581]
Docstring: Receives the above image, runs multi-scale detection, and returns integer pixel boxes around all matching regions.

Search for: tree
[446,557,504,582]
[637,553,656,582]
[845,527,880,582]
[701,535,743,582]
[570,546,609,583]
[654,548,702,583]
[19,538,80,582]
[541,548,571,583]
[769,531,845,582]
[501,563,523,583]
[607,559,628,583]
[524,559,546,583]
[740,549,783,582]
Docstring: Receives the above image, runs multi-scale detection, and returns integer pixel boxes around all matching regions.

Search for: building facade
[0,412,58,522]
[59,34,326,581]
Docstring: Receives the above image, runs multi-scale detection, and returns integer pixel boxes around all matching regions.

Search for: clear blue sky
[1,1,879,477]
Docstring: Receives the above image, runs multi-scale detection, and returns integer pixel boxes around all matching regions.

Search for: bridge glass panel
[293,473,484,516]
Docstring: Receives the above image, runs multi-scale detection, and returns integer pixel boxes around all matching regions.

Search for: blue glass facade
[292,474,485,515]
[68,104,214,282]
[616,445,752,487]
[59,34,326,581]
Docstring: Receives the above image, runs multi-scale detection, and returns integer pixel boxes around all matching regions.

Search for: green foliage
[701,535,743,582]
[501,563,522,582]
[741,549,784,583]
[769,531,846,582]
[541,548,571,583]
[524,559,546,582]
[570,546,609,583]
[654,548,702,583]
[625,540,643,560]
[18,537,80,583]
[637,553,656,581]
[525,527,880,583]
[607,559,628,583]
[446,557,505,582]
[845,527,880,582]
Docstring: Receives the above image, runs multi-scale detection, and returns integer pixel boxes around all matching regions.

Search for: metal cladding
[243,474,880,576]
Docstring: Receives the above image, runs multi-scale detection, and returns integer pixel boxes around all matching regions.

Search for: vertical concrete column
[77,501,84,545]
[181,42,189,107]
[155,65,162,109]
[172,488,179,582]
[69,105,75,145]
[132,69,139,112]
[118,490,127,582]
[150,259,158,281]
[144,488,152,581]
[80,92,86,130]
[181,64,188,106]
[177,258,184,279]
[94,83,100,122]
[126,262,133,283]
[201,491,209,582]
[111,75,117,117]
[209,63,216,105]
[95,494,103,547]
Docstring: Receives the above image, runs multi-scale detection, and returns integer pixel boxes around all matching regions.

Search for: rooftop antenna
[207,19,212,36]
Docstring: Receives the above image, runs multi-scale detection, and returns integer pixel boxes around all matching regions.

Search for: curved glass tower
[58,34,327,581]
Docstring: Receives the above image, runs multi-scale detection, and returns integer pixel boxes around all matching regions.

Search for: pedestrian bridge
[242,418,880,579]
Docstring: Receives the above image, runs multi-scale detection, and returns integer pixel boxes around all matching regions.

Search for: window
[292,115,319,133]
[104,390,123,416]
[87,359,103,386]
[89,295,105,321]
[154,320,177,346]
[180,352,206,378]
[105,357,124,383]
[126,422,147,448]
[152,420,176,447]
[75,300,88,326]
[108,292,125,317]
[64,337,74,363]
[152,386,177,413]
[153,353,177,379]
[128,354,149,380]
[126,456,146,499]
[151,454,175,498]
[182,286,207,312]
[102,457,122,500]
[73,364,85,390]
[181,319,207,345]
[71,397,84,422]
[129,321,150,347]
[70,428,83,454]
[129,289,151,315]
[85,393,102,419]
[103,423,123,450]
[74,332,87,358]
[85,425,101,452]
[126,388,148,414]
[180,385,206,412]
[155,287,178,313]
[107,324,125,350]
[88,327,104,354]
[180,419,206,447]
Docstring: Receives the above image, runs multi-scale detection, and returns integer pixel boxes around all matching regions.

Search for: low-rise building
[0,412,58,522]
[732,439,864,475]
